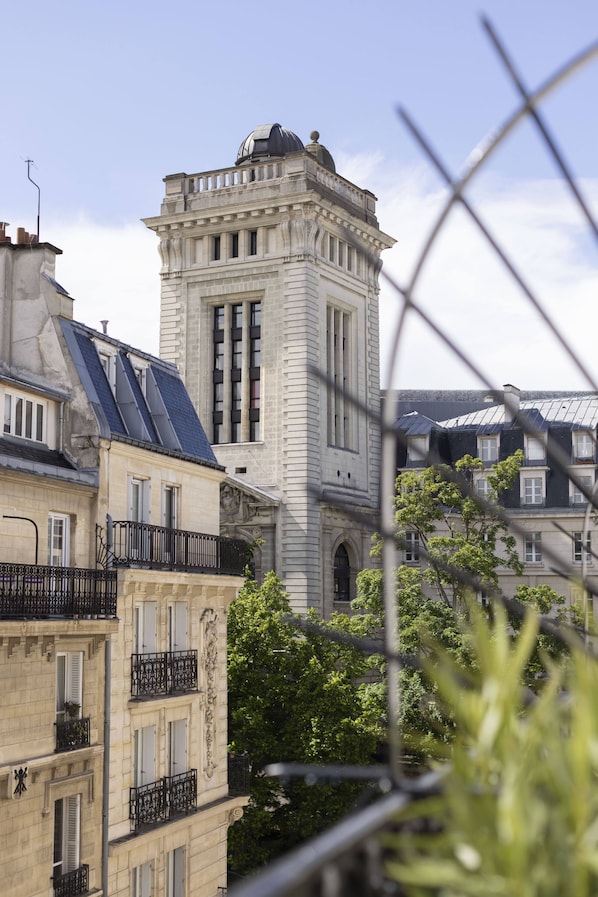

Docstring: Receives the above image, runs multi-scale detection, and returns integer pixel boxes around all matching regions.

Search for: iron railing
[53,864,89,897]
[55,717,91,752]
[228,753,250,795]
[129,769,197,830]
[0,563,117,619]
[109,521,248,575]
[131,650,198,697]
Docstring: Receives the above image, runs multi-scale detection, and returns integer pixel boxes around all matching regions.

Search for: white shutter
[167,847,185,897]
[136,725,156,786]
[64,794,80,873]
[143,602,157,653]
[169,602,187,652]
[133,862,152,897]
[67,652,83,710]
[169,719,187,776]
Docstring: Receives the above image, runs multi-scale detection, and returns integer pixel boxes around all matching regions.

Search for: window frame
[573,531,592,563]
[477,435,498,463]
[524,532,543,564]
[3,388,47,443]
[404,531,420,563]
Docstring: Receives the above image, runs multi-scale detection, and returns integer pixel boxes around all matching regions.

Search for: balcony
[109,521,248,575]
[0,563,117,619]
[131,650,198,697]
[53,864,89,897]
[55,717,91,752]
[130,769,197,830]
[228,752,250,795]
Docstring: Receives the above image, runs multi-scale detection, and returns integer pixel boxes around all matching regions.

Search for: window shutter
[67,653,83,710]
[64,794,80,873]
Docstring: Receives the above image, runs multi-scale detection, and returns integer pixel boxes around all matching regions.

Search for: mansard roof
[61,320,220,468]
[439,394,598,431]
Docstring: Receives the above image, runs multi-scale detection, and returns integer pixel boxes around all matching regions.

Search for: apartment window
[525,435,545,463]
[333,544,351,601]
[169,719,187,777]
[327,305,353,449]
[251,302,261,327]
[162,484,178,530]
[48,513,70,567]
[250,336,261,369]
[132,862,152,897]
[328,235,336,263]
[522,475,543,506]
[574,532,592,563]
[53,795,81,882]
[232,304,243,330]
[404,532,420,563]
[129,477,150,524]
[574,430,594,461]
[248,230,257,256]
[135,602,157,654]
[230,232,239,258]
[56,652,83,723]
[571,475,593,506]
[475,476,491,499]
[232,340,243,370]
[3,390,46,442]
[134,725,156,788]
[166,846,185,897]
[99,351,117,392]
[169,602,188,652]
[478,436,498,463]
[347,245,354,271]
[407,435,428,464]
[524,532,542,563]
[212,235,221,261]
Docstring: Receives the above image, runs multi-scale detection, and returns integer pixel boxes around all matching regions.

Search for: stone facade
[0,228,246,897]
[144,128,395,615]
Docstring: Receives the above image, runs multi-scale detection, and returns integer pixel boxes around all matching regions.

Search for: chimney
[16,227,37,246]
[503,384,520,423]
[0,222,11,243]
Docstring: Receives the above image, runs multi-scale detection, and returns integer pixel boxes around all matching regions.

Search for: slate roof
[439,395,598,431]
[61,320,219,467]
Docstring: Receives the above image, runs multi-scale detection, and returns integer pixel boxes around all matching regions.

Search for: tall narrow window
[134,725,156,787]
[211,300,261,444]
[56,652,83,722]
[134,602,157,654]
[248,230,257,256]
[574,431,594,461]
[169,602,188,652]
[333,544,351,601]
[48,514,70,567]
[166,847,186,897]
[132,863,152,897]
[478,436,498,463]
[522,476,543,506]
[169,719,187,777]
[53,795,81,882]
[404,532,420,563]
[230,232,239,258]
[212,235,221,261]
[326,305,352,449]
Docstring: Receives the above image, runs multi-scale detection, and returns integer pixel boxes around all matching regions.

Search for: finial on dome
[305,130,336,173]
[310,130,320,142]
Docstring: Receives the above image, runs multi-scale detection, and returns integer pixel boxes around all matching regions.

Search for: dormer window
[99,351,117,393]
[525,435,545,464]
[132,362,147,396]
[478,435,498,463]
[3,389,46,443]
[574,431,595,462]
[407,435,428,465]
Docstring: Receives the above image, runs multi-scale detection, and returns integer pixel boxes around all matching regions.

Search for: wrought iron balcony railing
[53,864,89,897]
[0,563,117,619]
[228,752,250,795]
[55,717,91,752]
[131,650,198,697]
[129,769,197,830]
[109,521,248,575]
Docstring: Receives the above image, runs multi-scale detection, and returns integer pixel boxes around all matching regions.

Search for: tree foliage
[227,572,381,877]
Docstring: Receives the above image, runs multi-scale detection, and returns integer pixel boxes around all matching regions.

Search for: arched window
[333,543,351,602]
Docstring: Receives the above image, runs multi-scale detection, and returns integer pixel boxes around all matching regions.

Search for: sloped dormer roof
[61,320,220,468]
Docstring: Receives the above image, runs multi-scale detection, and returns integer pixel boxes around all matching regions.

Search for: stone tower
[144,124,394,614]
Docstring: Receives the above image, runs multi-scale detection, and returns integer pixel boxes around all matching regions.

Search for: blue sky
[3,0,598,390]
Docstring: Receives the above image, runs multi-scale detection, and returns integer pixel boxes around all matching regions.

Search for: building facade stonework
[0,227,247,897]
[144,125,395,614]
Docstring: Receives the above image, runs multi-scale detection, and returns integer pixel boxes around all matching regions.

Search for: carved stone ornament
[221,484,259,524]
[13,766,28,797]
[202,609,218,777]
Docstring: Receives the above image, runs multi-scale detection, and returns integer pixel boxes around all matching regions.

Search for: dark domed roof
[304,130,336,173]
[236,123,305,166]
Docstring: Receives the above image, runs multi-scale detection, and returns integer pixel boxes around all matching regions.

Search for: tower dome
[236,123,305,166]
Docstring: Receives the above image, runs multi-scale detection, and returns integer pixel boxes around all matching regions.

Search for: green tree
[227,572,380,877]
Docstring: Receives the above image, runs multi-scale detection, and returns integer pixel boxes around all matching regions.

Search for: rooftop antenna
[25,159,40,242]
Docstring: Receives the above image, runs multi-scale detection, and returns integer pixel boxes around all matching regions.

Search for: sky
[3,0,598,391]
